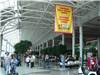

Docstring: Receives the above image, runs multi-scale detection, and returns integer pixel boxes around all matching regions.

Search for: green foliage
[14,40,32,54]
[41,45,66,56]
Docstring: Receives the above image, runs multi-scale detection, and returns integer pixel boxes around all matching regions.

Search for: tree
[41,45,67,56]
[14,40,32,54]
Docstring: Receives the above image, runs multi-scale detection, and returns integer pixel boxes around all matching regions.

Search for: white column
[6,42,8,52]
[98,2,100,16]
[41,44,43,49]
[79,25,83,65]
[97,38,100,58]
[46,41,48,48]
[72,29,75,57]
[62,34,65,45]
[52,39,54,47]
[0,11,2,58]
[97,4,100,58]
[39,45,41,57]
[0,34,2,57]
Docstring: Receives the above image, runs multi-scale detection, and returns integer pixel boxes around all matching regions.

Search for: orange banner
[55,4,73,33]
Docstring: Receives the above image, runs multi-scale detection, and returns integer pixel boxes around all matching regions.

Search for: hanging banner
[55,4,73,33]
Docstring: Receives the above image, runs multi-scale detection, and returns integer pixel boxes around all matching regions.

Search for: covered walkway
[0,0,100,75]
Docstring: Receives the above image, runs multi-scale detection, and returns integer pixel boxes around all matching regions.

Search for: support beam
[98,2,100,16]
[0,34,1,58]
[22,16,53,22]
[0,11,2,60]
[1,9,14,15]
[72,28,75,57]
[52,39,54,47]
[97,38,100,58]
[0,34,3,58]
[79,25,83,66]
[62,34,64,45]
[22,9,53,16]
[36,3,50,27]
[21,21,53,27]
[46,41,48,48]
[0,16,16,23]
[3,28,17,35]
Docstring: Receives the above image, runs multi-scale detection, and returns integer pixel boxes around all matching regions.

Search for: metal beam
[34,29,52,45]
[22,27,51,30]
[1,18,19,34]
[3,28,17,35]
[21,3,34,8]
[21,8,53,16]
[1,9,14,15]
[0,16,16,23]
[21,16,53,22]
[21,21,53,27]
[3,39,14,47]
[35,2,50,29]
[74,1,91,13]
[3,26,17,32]
[1,15,13,17]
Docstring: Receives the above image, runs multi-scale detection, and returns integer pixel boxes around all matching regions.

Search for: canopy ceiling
[0,0,100,46]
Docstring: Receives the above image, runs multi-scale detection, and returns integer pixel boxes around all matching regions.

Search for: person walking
[4,52,11,75]
[45,54,50,68]
[25,55,30,67]
[30,54,35,68]
[60,54,65,69]
[10,54,18,74]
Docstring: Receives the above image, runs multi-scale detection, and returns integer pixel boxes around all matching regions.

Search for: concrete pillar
[98,3,100,57]
[46,41,48,48]
[72,29,75,57]
[97,38,100,58]
[36,46,38,52]
[79,25,83,66]
[6,41,8,52]
[41,44,43,49]
[0,12,2,58]
[0,34,2,57]
[62,34,65,45]
[39,45,41,57]
[98,2,100,16]
[52,39,55,47]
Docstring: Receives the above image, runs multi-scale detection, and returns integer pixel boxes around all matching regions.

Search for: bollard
[78,66,84,75]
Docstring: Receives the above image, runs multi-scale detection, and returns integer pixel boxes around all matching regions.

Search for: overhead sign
[55,4,73,33]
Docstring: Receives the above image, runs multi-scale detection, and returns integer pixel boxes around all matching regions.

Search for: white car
[59,58,80,68]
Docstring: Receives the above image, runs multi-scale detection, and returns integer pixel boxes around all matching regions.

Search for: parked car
[59,57,80,68]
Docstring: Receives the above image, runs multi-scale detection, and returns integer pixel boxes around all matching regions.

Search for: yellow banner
[55,4,73,33]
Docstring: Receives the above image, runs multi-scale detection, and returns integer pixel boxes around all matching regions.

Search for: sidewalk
[0,65,50,75]
[0,64,78,75]
[17,66,50,75]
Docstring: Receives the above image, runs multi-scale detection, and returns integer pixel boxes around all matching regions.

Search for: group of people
[41,54,51,68]
[86,54,100,74]
[2,52,19,75]
[25,54,35,68]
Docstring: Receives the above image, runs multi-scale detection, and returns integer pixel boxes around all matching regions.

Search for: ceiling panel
[21,1,48,11]
[22,18,39,22]
[22,11,42,17]
[2,0,100,45]
[43,12,54,19]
